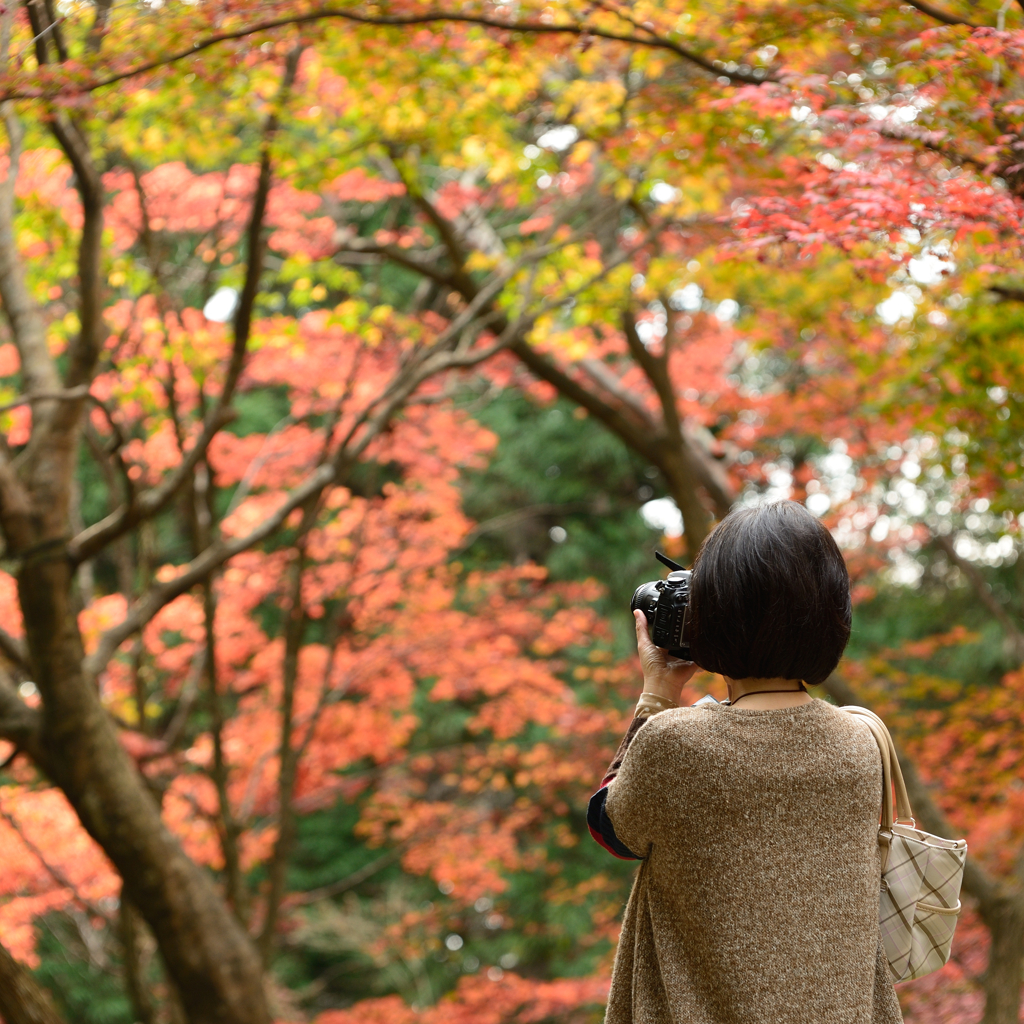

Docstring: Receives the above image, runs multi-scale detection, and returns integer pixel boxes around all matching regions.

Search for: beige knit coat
[604,698,903,1024]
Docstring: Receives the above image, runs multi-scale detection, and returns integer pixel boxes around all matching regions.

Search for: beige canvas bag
[841,706,968,983]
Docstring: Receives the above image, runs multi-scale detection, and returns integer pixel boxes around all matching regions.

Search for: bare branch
[878,125,988,173]
[47,121,103,408]
[679,422,735,518]
[512,339,654,456]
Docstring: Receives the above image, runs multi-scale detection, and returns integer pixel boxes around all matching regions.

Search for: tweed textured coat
[603,699,903,1024]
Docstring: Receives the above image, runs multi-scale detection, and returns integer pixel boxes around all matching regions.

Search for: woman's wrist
[641,676,683,702]
[635,690,679,716]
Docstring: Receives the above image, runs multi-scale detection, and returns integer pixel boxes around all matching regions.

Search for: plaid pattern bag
[842,706,968,983]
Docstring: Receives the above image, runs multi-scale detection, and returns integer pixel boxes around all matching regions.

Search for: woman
[588,501,901,1024]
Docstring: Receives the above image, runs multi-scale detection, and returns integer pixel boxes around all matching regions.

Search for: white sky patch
[807,445,859,516]
[764,466,793,501]
[670,283,703,311]
[537,125,579,151]
[715,299,740,322]
[742,464,793,505]
[877,290,917,324]
[203,286,238,323]
[650,181,681,204]
[866,104,917,124]
[909,251,954,284]
[640,497,683,538]
[806,491,831,515]
[637,316,667,344]
[887,549,925,587]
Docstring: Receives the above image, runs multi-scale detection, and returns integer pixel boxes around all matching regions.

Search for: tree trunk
[0,935,65,1024]
[18,556,271,1024]
[657,448,714,559]
[979,893,1024,1024]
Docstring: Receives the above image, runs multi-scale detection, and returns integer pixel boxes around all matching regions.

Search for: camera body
[631,553,692,661]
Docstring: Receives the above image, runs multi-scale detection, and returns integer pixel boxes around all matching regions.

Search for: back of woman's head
[688,501,851,687]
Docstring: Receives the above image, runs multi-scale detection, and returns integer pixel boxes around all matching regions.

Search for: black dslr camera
[631,551,692,661]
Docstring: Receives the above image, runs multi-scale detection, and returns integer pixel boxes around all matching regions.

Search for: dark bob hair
[688,500,851,687]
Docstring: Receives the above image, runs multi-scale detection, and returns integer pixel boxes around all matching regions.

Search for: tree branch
[0,666,41,762]
[0,7,771,103]
[259,543,309,960]
[0,933,65,1024]
[577,357,656,426]
[0,805,111,921]
[68,48,302,565]
[18,0,104,461]
[83,212,642,676]
[988,284,1024,303]
[932,532,1024,661]
[201,581,247,921]
[334,237,457,289]
[0,26,61,440]
[621,309,735,519]
[463,501,594,541]
[0,624,28,671]
[901,0,980,27]
[286,847,404,907]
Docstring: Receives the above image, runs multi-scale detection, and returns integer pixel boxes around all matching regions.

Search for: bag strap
[841,706,915,828]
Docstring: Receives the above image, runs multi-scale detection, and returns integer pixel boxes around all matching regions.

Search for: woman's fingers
[634,609,655,656]
[634,608,648,639]
[635,609,699,691]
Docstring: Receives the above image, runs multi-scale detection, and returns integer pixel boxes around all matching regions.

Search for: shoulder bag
[841,705,968,983]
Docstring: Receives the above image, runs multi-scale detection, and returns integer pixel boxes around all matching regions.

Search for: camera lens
[631,581,661,621]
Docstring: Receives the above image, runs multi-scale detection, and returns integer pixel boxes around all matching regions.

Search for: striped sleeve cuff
[587,784,641,860]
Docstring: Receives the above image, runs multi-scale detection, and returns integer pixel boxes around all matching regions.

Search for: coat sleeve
[587,714,650,860]
[603,711,676,859]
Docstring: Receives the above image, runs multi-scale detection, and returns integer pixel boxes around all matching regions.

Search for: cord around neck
[729,684,806,706]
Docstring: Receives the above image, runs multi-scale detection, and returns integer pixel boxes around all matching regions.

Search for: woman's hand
[634,609,698,702]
